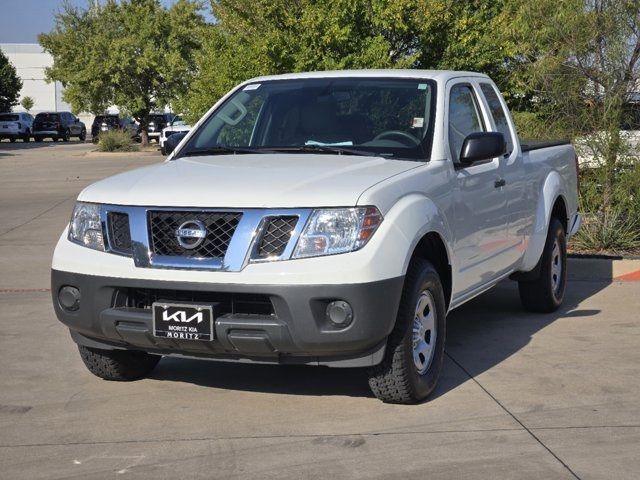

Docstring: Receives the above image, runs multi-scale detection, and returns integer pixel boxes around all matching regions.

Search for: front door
[447,82,510,298]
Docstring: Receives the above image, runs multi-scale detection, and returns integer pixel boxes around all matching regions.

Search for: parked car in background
[144,113,175,142]
[162,130,187,156]
[159,115,191,155]
[91,114,137,143]
[0,112,34,142]
[52,70,580,404]
[33,112,86,142]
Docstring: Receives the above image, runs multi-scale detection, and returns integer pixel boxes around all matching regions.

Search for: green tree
[39,0,206,144]
[178,0,508,121]
[0,48,22,112]
[499,0,640,251]
[20,96,34,111]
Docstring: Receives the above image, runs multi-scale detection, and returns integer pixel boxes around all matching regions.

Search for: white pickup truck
[52,70,580,404]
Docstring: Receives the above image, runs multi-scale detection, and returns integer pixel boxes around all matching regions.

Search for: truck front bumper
[52,269,403,367]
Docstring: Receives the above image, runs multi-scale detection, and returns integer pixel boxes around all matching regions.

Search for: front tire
[78,345,160,381]
[368,258,446,404]
[22,129,31,142]
[518,217,567,313]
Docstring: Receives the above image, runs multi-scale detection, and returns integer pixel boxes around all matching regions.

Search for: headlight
[292,207,383,259]
[68,202,105,251]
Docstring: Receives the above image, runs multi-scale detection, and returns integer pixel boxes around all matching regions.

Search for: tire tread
[78,345,160,381]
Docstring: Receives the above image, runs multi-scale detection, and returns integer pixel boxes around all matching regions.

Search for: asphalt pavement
[1,140,639,479]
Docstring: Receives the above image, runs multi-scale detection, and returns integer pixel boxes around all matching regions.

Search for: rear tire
[79,129,86,141]
[78,345,161,381]
[62,129,70,142]
[160,145,166,155]
[35,136,43,142]
[368,258,446,404]
[9,137,15,143]
[22,129,31,142]
[518,217,567,313]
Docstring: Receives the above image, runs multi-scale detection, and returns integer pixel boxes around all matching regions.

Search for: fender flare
[382,194,454,277]
[519,171,567,272]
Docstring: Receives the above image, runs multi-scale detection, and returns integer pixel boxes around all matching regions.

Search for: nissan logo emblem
[175,220,207,249]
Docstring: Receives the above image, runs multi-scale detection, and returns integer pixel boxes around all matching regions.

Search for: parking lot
[1,141,639,479]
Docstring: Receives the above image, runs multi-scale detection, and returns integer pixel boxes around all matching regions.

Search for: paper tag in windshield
[412,117,425,128]
[418,83,428,90]
[243,83,261,91]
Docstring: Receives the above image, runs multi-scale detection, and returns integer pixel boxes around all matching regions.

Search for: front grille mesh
[257,216,298,257]
[113,288,274,316]
[149,211,242,258]
[108,212,132,254]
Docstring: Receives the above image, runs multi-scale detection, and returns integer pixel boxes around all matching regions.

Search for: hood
[164,125,191,133]
[78,154,421,208]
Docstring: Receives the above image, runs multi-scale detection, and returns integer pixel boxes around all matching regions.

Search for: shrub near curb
[97,130,138,152]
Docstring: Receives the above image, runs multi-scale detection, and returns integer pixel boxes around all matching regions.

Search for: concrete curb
[568,257,640,282]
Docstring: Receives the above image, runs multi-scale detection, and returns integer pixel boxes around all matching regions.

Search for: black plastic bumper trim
[52,269,404,367]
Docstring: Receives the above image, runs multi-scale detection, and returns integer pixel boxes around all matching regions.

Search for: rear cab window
[0,114,19,122]
[479,83,515,154]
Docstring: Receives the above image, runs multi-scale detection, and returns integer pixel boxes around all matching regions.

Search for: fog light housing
[326,300,353,328]
[59,286,81,312]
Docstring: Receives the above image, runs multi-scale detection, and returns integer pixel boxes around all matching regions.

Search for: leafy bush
[97,129,138,152]
[572,207,640,254]
[570,163,640,254]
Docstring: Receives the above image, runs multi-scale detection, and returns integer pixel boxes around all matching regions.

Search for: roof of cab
[246,69,490,84]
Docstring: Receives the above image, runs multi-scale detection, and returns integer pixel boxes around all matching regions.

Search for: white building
[1,43,93,125]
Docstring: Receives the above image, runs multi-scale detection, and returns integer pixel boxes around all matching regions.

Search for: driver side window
[448,85,484,163]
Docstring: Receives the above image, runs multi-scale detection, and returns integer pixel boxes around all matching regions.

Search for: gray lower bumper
[51,270,404,367]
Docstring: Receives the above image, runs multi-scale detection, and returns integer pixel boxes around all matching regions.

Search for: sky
[0,0,213,44]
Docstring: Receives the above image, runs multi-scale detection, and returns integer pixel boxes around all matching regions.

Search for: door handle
[494,179,506,188]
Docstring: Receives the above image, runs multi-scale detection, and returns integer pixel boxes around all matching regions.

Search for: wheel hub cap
[412,290,437,374]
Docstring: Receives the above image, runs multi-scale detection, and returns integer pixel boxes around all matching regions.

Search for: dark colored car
[91,114,137,143]
[144,113,175,142]
[33,112,86,142]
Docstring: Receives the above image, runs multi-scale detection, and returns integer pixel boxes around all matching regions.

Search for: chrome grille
[108,212,132,255]
[148,211,242,258]
[257,216,298,258]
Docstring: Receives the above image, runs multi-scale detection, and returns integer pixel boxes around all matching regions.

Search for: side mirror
[459,132,506,166]
[165,131,188,155]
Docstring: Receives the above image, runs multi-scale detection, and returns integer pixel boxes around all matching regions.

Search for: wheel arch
[408,231,452,311]
[519,171,569,272]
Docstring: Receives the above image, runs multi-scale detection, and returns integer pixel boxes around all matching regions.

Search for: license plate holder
[152,301,217,341]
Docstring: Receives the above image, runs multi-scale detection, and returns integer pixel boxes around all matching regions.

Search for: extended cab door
[477,82,527,266]
[446,80,511,297]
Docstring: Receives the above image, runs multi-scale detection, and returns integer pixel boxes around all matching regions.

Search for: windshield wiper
[181,146,269,157]
[270,145,383,157]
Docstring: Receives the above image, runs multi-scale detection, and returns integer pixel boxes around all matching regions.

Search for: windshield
[171,115,187,126]
[178,77,436,161]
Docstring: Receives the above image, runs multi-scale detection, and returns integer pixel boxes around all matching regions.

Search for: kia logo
[175,220,207,249]
[162,309,204,324]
